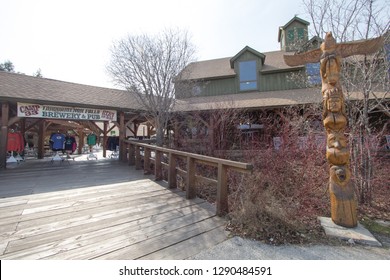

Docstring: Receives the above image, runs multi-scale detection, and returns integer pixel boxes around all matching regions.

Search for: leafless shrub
[226,106,330,244]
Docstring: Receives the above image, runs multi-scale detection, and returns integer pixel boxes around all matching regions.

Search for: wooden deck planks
[0,186,179,226]
[139,226,229,260]
[0,160,228,259]
[93,216,227,260]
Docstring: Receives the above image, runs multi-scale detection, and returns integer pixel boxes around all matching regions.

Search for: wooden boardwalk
[0,158,228,259]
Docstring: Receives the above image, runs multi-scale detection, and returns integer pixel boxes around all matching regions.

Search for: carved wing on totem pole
[337,36,384,58]
[284,34,384,67]
[283,48,322,67]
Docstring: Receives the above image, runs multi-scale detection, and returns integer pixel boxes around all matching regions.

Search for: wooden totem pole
[284,32,383,228]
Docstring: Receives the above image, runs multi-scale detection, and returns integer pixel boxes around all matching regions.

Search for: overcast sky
[1,0,312,88]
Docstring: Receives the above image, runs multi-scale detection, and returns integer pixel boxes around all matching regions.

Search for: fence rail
[123,139,253,216]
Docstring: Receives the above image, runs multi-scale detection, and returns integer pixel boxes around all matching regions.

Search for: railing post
[168,153,177,188]
[124,142,128,162]
[144,147,151,175]
[135,146,141,170]
[217,163,228,216]
[186,156,196,199]
[155,150,163,181]
[128,143,135,166]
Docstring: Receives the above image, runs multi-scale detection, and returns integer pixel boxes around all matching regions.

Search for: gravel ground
[189,236,390,260]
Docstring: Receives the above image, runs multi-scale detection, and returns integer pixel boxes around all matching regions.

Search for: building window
[192,84,201,96]
[306,63,321,85]
[239,60,257,91]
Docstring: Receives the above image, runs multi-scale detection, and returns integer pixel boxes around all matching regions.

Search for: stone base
[318,216,382,247]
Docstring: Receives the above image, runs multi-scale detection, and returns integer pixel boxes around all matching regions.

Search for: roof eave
[0,96,138,112]
[261,66,304,74]
[176,74,236,82]
[282,16,310,29]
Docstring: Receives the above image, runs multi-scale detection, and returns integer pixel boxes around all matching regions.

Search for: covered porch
[0,71,149,169]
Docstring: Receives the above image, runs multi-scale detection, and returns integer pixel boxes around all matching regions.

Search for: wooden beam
[127,121,140,137]
[217,163,228,216]
[88,121,103,134]
[134,123,139,137]
[111,121,119,131]
[173,120,179,148]
[0,102,9,169]
[37,120,45,159]
[176,167,218,186]
[135,146,141,170]
[78,129,84,155]
[125,115,138,127]
[143,148,151,175]
[7,116,21,127]
[154,150,163,181]
[25,119,42,132]
[186,157,196,199]
[19,118,26,152]
[127,125,135,136]
[209,115,215,155]
[168,153,177,188]
[192,112,210,128]
[124,139,253,171]
[105,123,117,134]
[44,121,53,131]
[128,142,135,166]
[171,114,186,130]
[103,121,108,158]
[119,112,126,161]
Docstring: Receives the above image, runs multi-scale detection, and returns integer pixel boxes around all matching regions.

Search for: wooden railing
[123,139,253,216]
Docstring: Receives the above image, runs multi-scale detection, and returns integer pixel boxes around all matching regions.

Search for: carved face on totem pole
[327,93,342,112]
[326,131,349,165]
[329,165,351,186]
[322,88,347,130]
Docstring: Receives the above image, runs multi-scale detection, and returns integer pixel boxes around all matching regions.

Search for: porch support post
[103,121,108,158]
[78,129,84,154]
[0,102,9,169]
[37,120,45,159]
[119,112,126,161]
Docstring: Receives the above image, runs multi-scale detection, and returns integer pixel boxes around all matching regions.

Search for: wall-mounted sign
[17,103,117,122]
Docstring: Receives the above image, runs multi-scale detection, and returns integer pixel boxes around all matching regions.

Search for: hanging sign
[17,103,117,121]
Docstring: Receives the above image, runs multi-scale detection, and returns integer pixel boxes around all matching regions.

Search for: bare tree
[0,60,15,72]
[302,0,390,204]
[33,68,43,78]
[107,29,196,146]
